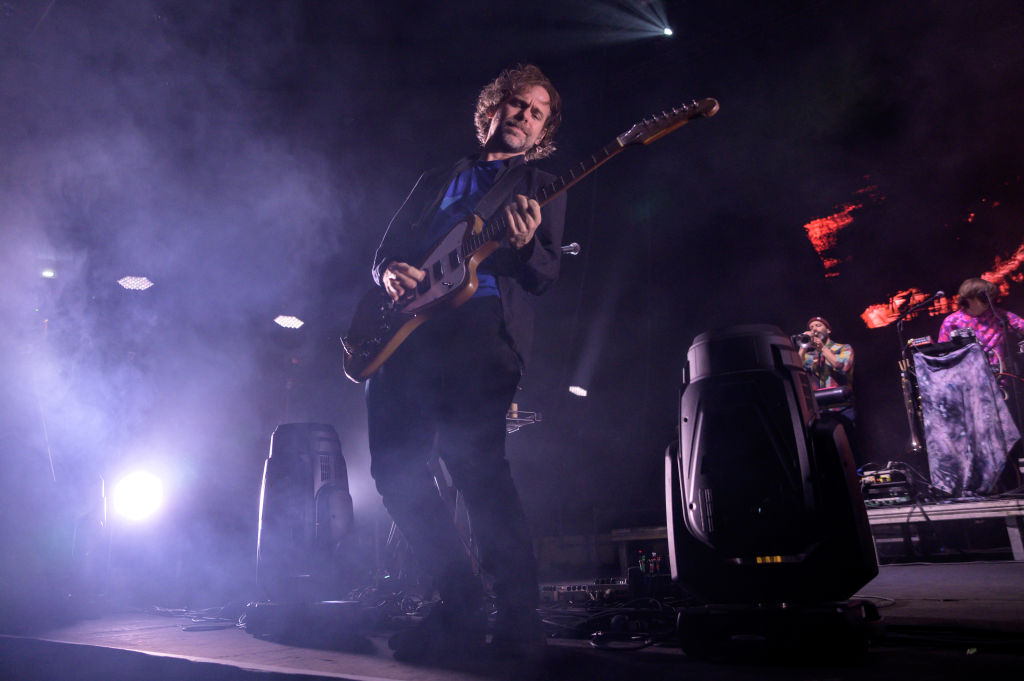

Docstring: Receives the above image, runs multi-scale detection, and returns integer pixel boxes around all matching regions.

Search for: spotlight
[256,423,355,604]
[662,26,673,36]
[41,268,56,279]
[111,471,164,522]
[665,325,879,656]
[568,385,588,397]
[117,275,154,291]
[274,315,304,329]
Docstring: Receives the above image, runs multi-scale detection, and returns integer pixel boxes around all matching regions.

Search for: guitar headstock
[617,98,719,147]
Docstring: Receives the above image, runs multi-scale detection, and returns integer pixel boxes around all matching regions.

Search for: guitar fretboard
[459,97,717,258]
[461,138,625,257]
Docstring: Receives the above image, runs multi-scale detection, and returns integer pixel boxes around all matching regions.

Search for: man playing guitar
[364,64,566,662]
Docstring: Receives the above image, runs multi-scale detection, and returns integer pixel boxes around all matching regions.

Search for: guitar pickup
[432,260,444,282]
[448,250,461,269]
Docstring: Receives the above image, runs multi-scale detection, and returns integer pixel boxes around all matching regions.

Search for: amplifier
[859,465,914,507]
[540,578,628,603]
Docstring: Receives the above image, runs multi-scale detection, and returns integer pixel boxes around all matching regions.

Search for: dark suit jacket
[372,154,567,371]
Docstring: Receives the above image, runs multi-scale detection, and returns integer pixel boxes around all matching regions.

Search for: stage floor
[3,562,1024,681]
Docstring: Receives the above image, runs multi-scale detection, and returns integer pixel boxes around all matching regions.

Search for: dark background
[1,0,1021,609]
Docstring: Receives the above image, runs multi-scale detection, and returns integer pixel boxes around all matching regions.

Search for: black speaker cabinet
[256,423,354,603]
[665,325,877,604]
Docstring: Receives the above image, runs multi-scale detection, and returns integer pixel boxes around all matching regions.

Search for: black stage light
[255,423,355,604]
[665,325,878,654]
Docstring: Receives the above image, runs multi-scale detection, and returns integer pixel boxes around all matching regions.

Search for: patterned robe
[913,343,1020,495]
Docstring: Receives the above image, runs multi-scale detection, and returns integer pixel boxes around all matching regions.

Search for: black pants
[365,297,538,613]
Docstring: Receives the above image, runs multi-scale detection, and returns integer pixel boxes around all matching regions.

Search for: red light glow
[859,288,954,329]
[861,240,1024,329]
[804,204,858,271]
[802,182,884,277]
[981,242,1024,296]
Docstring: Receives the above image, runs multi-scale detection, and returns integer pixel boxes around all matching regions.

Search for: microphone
[561,242,581,256]
[982,284,997,305]
[908,290,944,312]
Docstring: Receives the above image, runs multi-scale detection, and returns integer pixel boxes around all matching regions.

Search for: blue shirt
[417,159,504,298]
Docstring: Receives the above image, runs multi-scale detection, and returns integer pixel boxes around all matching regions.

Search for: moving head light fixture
[665,325,878,653]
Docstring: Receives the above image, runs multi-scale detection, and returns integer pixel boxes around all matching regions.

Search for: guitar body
[341,97,720,383]
[342,216,497,382]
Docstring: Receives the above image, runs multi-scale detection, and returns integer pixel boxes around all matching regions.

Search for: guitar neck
[465,138,627,254]
[535,138,628,208]
[463,97,719,255]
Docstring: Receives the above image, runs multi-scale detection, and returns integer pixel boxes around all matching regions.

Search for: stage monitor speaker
[665,324,877,605]
[256,423,355,603]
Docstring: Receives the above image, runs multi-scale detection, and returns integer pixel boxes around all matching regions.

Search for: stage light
[568,385,588,397]
[117,275,154,291]
[41,268,56,278]
[256,423,355,603]
[665,325,879,656]
[274,315,304,329]
[576,1,676,45]
[111,471,164,522]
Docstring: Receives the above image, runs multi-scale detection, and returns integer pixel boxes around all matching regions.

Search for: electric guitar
[342,97,720,383]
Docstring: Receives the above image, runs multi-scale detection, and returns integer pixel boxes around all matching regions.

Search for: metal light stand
[506,403,542,434]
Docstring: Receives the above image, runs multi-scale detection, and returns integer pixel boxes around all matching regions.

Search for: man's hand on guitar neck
[383,262,426,302]
[505,194,542,250]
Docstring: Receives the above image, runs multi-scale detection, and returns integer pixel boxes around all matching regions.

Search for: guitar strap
[471,163,530,223]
